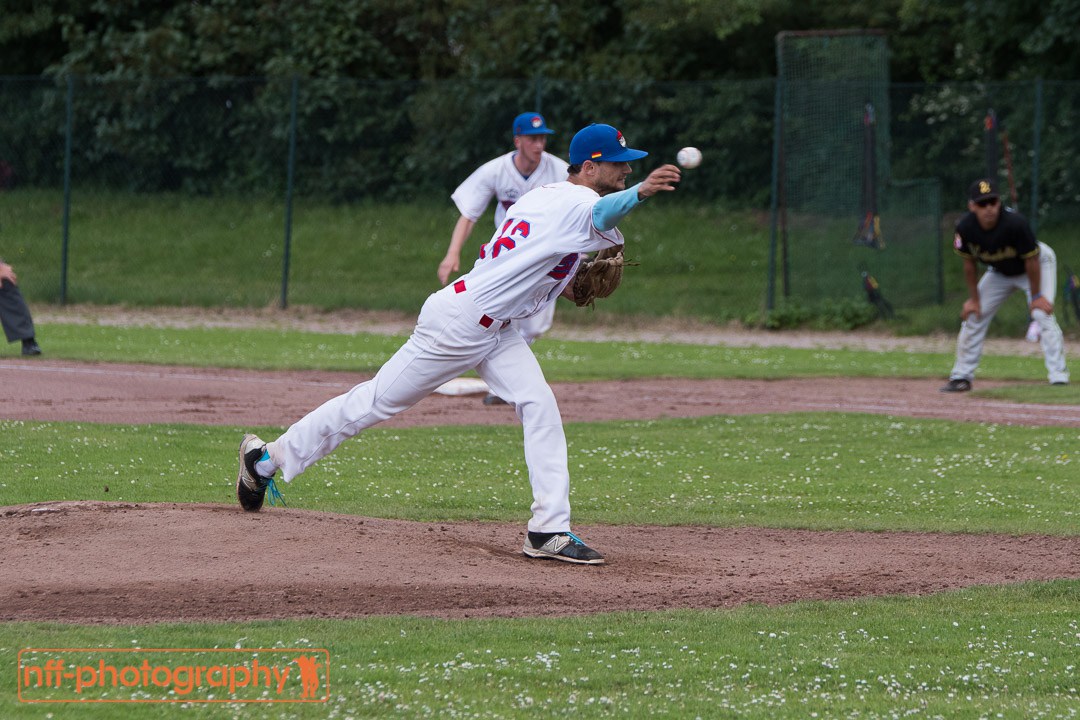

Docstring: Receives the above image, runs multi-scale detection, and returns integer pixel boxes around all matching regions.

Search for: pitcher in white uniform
[236,123,682,565]
[439,112,570,404]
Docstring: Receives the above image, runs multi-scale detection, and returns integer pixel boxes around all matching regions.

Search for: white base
[432,377,491,396]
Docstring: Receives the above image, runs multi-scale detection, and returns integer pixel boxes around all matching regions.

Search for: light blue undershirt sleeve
[592,183,645,231]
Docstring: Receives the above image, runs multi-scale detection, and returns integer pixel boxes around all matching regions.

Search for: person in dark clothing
[0,259,42,356]
[941,179,1067,392]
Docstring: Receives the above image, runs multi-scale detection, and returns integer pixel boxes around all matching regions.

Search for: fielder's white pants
[267,284,573,533]
[950,242,1069,384]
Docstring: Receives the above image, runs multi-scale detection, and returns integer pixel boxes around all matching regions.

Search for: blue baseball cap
[512,112,555,136]
[569,123,648,165]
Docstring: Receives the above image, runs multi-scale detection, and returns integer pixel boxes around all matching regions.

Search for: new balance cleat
[236,434,284,511]
[522,531,605,565]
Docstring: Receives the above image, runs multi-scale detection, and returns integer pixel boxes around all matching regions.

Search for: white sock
[254,449,277,478]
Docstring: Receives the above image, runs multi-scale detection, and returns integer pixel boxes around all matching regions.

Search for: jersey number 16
[480,219,531,259]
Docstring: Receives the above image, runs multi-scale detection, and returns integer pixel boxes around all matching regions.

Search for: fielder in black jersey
[941,179,1068,392]
[953,204,1038,276]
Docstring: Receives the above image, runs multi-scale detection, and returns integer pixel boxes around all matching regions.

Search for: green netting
[772,31,942,309]
[0,78,67,300]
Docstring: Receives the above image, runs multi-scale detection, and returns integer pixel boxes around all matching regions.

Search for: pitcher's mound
[3,501,1078,624]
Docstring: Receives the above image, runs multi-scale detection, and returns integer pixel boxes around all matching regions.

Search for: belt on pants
[454,280,510,329]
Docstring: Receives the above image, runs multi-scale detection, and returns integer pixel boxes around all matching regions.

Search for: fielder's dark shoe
[522,531,605,565]
[21,339,41,356]
[939,378,972,393]
[236,434,283,511]
[1052,381,1069,386]
[482,393,508,406]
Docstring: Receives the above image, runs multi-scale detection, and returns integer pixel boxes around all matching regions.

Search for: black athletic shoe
[21,340,41,356]
[522,531,605,565]
[939,378,972,393]
[236,434,279,511]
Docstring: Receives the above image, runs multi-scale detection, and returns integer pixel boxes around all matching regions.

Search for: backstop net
[770,30,942,312]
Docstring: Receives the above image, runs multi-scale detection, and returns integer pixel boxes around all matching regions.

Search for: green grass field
[4,582,1076,718]
[1,189,770,324]
[7,188,1080,335]
[3,412,1078,533]
[2,322,1078,717]
[7,321,1080,393]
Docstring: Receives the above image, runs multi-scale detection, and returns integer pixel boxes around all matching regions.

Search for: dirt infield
[3,501,1078,624]
[2,316,1078,623]
[4,359,1080,428]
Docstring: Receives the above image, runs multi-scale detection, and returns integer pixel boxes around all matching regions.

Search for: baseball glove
[571,246,633,307]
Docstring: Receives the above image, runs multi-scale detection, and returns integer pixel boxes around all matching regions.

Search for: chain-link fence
[1,75,1079,311]
[0,75,775,308]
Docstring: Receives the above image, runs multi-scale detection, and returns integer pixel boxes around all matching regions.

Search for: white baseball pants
[950,242,1069,384]
[267,284,573,533]
[514,299,556,344]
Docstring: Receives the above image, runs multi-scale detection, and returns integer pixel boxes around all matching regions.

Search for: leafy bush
[749,298,881,331]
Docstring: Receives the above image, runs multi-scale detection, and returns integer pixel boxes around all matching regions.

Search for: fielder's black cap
[969,178,1000,203]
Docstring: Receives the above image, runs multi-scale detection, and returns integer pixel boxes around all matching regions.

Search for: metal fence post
[60,75,74,305]
[1030,77,1042,233]
[766,76,782,311]
[280,76,299,309]
[934,178,944,304]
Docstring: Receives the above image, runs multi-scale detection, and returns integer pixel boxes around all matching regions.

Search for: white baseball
[676,146,702,169]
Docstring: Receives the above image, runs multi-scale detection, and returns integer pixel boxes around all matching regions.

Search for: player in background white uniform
[236,123,682,565]
[439,112,569,405]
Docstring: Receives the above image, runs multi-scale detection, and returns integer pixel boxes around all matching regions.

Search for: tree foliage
[897,0,1080,81]
[2,0,1078,82]
[45,0,459,80]
[4,0,1080,211]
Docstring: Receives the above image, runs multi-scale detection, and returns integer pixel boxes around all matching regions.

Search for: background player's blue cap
[569,123,648,164]
[512,112,555,136]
